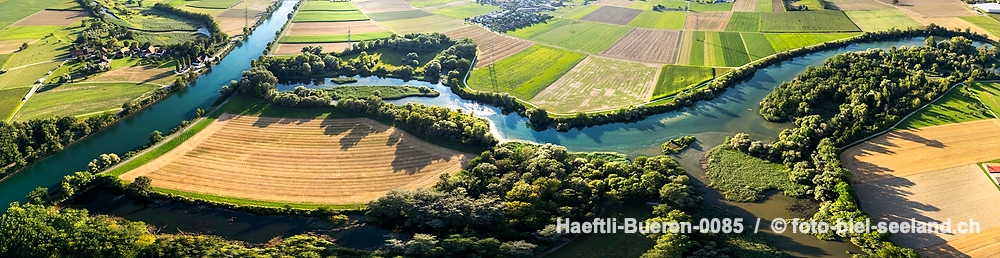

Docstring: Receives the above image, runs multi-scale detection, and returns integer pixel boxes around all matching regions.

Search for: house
[987,164,1000,173]
[70,47,93,59]
[119,47,131,58]
[974,3,1000,13]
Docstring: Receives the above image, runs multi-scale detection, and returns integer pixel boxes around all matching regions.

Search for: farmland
[0,62,62,89]
[528,20,631,54]
[404,0,453,8]
[530,56,658,113]
[354,0,416,14]
[706,145,805,202]
[284,21,385,36]
[732,0,757,12]
[579,6,642,26]
[708,32,750,67]
[601,29,681,64]
[684,12,732,31]
[740,32,776,60]
[0,87,29,120]
[279,31,394,43]
[443,26,533,68]
[506,18,573,39]
[683,31,706,65]
[824,0,886,10]
[291,10,369,22]
[764,32,859,52]
[845,9,923,32]
[960,16,1000,40]
[626,0,686,11]
[651,65,714,99]
[11,10,85,26]
[626,11,686,30]
[896,0,976,18]
[118,114,473,205]
[558,5,599,20]
[184,0,241,9]
[467,45,586,100]
[0,26,65,41]
[366,10,432,22]
[88,61,177,86]
[688,1,733,12]
[759,11,861,32]
[0,0,67,30]
[299,1,358,11]
[896,87,992,129]
[14,82,160,121]
[975,82,1000,115]
[726,12,759,32]
[379,15,467,34]
[430,3,499,19]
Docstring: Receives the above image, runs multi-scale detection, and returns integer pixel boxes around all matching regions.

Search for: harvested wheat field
[89,66,175,85]
[273,43,353,55]
[285,21,386,36]
[0,39,36,54]
[893,0,975,18]
[354,0,416,13]
[579,6,642,25]
[120,114,473,205]
[732,0,757,12]
[444,26,533,68]
[920,227,1000,257]
[684,12,732,31]
[216,8,264,36]
[824,0,887,10]
[529,56,658,113]
[12,10,85,26]
[601,28,681,64]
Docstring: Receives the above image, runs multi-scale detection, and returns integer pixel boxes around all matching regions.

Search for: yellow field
[120,114,473,205]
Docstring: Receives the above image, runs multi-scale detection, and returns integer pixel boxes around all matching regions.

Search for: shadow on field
[851,169,952,252]
[339,123,387,150]
[888,130,945,148]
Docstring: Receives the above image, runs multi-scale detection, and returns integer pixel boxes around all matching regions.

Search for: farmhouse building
[974,3,1000,13]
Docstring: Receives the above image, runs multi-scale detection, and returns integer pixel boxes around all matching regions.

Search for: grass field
[689,1,733,12]
[757,0,772,11]
[0,0,68,30]
[299,0,357,11]
[184,0,241,9]
[379,15,467,34]
[0,26,65,41]
[705,32,750,67]
[0,87,29,120]
[292,10,369,22]
[688,31,706,65]
[506,18,573,40]
[545,205,655,258]
[468,45,586,100]
[559,5,600,19]
[897,86,992,129]
[789,0,823,10]
[845,9,922,32]
[366,10,432,22]
[47,0,83,10]
[279,31,394,43]
[764,32,859,52]
[974,82,1000,116]
[0,62,62,89]
[726,12,760,32]
[529,20,631,54]
[627,0,687,11]
[405,0,453,8]
[961,16,1000,39]
[131,31,203,46]
[626,11,686,30]
[652,65,714,99]
[705,145,806,202]
[3,38,67,68]
[530,56,658,113]
[759,11,861,32]
[431,3,500,19]
[741,32,776,60]
[14,82,159,121]
[327,85,439,100]
[0,54,9,68]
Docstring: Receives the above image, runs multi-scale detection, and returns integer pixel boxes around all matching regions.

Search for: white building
[973,3,1000,14]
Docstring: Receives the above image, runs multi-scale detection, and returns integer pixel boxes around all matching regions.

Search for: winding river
[0,0,945,256]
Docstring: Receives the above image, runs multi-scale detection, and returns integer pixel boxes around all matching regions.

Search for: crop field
[626,0,686,11]
[0,26,65,41]
[975,82,1000,115]
[431,3,499,19]
[89,62,176,86]
[845,9,922,32]
[626,11,685,30]
[530,56,658,113]
[558,5,599,19]
[354,0,416,13]
[896,0,975,18]
[961,16,1000,39]
[0,0,67,30]
[0,87,29,120]
[601,28,681,64]
[366,10,431,22]
[920,227,1000,257]
[681,31,706,65]
[788,0,823,11]
[824,0,887,10]
[764,32,859,52]
[107,9,201,31]
[468,45,586,100]
[709,32,750,67]
[15,82,159,120]
[299,1,357,11]
[273,43,352,55]
[652,65,714,99]
[529,20,631,54]
[896,87,992,129]
[119,114,473,205]
[0,39,35,54]
[0,54,9,68]
[506,18,573,39]
[185,0,241,9]
[443,26,533,68]
[732,0,757,12]
[579,6,642,25]
[404,0,453,8]
[379,15,467,34]
[759,11,860,32]
[131,31,202,46]
[706,145,804,202]
[3,38,66,68]
[284,21,385,36]
[292,10,369,22]
[684,12,732,31]
[737,33,774,61]
[47,0,84,11]
[0,62,62,89]
[215,6,265,36]
[726,12,759,32]
[11,10,85,26]
[689,2,733,12]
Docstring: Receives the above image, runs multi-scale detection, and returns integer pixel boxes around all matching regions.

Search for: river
[0,1,941,256]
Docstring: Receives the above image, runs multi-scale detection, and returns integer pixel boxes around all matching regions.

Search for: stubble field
[579,6,642,25]
[601,28,681,64]
[684,12,732,31]
[529,56,658,113]
[444,26,533,68]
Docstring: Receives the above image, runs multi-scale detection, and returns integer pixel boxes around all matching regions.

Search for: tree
[924,35,935,47]
[0,203,155,257]
[148,130,164,145]
[892,0,899,4]
[195,108,206,118]
[19,43,28,51]
[26,187,49,205]
[127,176,153,197]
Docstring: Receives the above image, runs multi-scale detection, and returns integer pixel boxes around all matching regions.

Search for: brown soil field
[214,0,272,36]
[601,28,681,64]
[354,0,416,13]
[12,10,85,26]
[772,0,783,11]
[684,12,732,31]
[284,21,386,36]
[120,114,473,205]
[579,6,642,25]
[732,0,758,12]
[843,120,1000,185]
[906,16,994,40]
[444,26,533,68]
[892,0,976,18]
[89,65,175,85]
[529,56,658,113]
[273,43,353,55]
[824,0,888,10]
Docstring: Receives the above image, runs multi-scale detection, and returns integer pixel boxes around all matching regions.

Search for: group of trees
[722,36,1000,257]
[338,97,498,148]
[366,143,702,256]
[0,114,120,180]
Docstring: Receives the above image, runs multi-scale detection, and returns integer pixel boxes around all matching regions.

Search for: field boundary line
[738,32,752,61]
